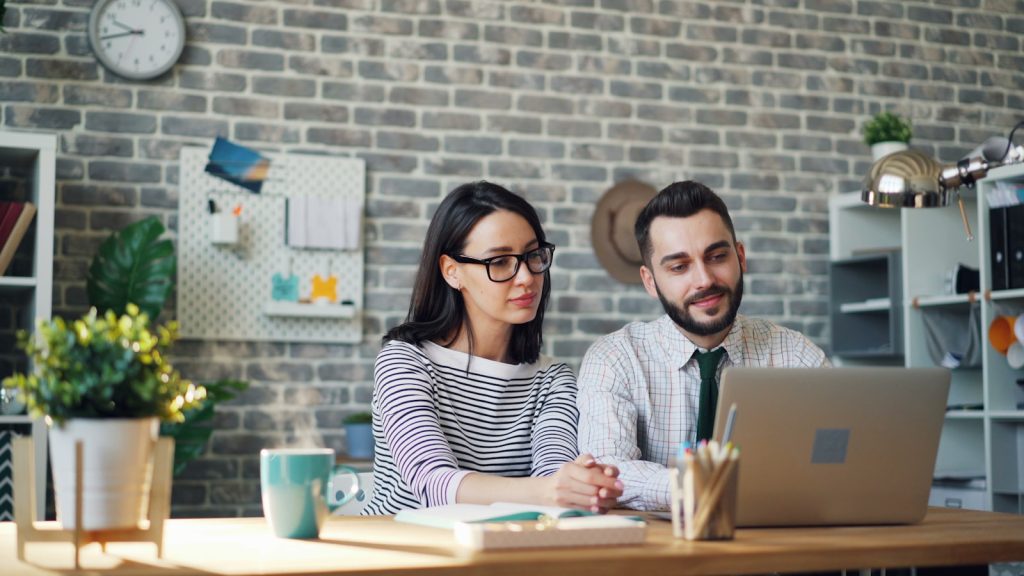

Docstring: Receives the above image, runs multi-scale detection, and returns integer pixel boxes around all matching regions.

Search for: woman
[363,181,622,515]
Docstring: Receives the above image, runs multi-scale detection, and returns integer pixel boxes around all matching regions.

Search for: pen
[722,403,738,444]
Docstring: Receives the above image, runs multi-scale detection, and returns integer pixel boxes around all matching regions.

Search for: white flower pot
[870,141,909,162]
[49,417,159,531]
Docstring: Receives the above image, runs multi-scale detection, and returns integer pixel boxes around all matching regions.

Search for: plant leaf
[87,216,175,321]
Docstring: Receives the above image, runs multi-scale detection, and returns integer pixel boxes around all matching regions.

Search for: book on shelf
[0,201,24,248]
[0,201,36,276]
[395,502,646,550]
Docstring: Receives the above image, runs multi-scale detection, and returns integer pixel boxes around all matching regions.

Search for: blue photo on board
[205,137,270,194]
[271,273,300,302]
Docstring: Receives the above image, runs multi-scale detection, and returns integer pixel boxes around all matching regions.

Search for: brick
[235,123,300,143]
[179,71,247,92]
[85,111,157,134]
[61,184,136,206]
[284,9,348,30]
[552,163,606,182]
[668,86,720,105]
[668,128,719,145]
[307,127,372,147]
[570,143,623,162]
[518,95,573,115]
[445,136,501,155]
[489,160,542,179]
[323,81,385,102]
[426,65,483,85]
[578,55,631,75]
[423,112,480,131]
[253,30,315,51]
[388,40,447,61]
[212,2,277,24]
[484,25,543,46]
[138,91,206,112]
[974,32,1019,52]
[857,1,902,17]
[489,71,545,91]
[578,99,631,118]
[0,81,58,103]
[509,140,565,159]
[0,57,21,77]
[909,85,954,102]
[25,58,97,80]
[216,49,284,71]
[908,5,952,24]
[213,96,279,119]
[610,80,662,100]
[382,0,441,14]
[636,61,689,81]
[630,16,680,37]
[89,161,161,183]
[571,11,624,31]
[799,156,848,174]
[63,135,133,158]
[162,116,230,138]
[2,32,60,54]
[445,0,504,19]
[379,177,441,199]
[665,44,717,62]
[5,105,81,130]
[517,51,572,71]
[823,16,869,34]
[607,37,660,57]
[511,5,564,25]
[550,76,602,94]
[487,115,542,134]
[22,8,87,31]
[321,35,385,56]
[742,29,790,48]
[188,22,247,44]
[453,45,511,65]
[636,104,690,124]
[548,119,601,138]
[423,158,482,176]
[286,56,352,78]
[354,107,416,127]
[358,60,419,82]
[377,131,439,152]
[253,76,316,98]
[357,152,417,173]
[455,89,510,110]
[180,46,211,66]
[549,31,602,51]
[418,19,478,39]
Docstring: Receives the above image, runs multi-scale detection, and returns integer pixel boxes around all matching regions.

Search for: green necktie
[694,347,727,443]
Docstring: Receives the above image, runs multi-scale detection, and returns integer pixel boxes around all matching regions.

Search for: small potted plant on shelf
[863,111,913,161]
[342,411,374,460]
[2,304,204,531]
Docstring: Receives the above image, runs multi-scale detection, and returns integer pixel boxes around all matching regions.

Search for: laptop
[711,366,950,527]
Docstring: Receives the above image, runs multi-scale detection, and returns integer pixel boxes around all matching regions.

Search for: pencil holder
[210,213,238,245]
[679,448,739,541]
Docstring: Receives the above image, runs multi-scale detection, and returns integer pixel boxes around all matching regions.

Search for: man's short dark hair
[634,181,736,267]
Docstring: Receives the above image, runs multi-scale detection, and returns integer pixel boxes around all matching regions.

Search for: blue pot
[343,423,374,459]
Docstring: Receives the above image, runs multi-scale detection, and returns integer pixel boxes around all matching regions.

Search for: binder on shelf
[0,201,36,276]
[991,207,1008,291]
[0,201,24,248]
[1007,204,1024,290]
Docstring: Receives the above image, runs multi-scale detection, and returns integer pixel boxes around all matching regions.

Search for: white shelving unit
[830,162,1024,515]
[0,131,55,522]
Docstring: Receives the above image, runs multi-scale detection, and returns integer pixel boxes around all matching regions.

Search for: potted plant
[2,304,204,530]
[342,412,374,459]
[863,111,913,161]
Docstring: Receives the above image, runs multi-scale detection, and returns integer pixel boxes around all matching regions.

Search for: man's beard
[655,270,743,337]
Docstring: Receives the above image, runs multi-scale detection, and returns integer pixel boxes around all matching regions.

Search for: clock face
[88,0,186,80]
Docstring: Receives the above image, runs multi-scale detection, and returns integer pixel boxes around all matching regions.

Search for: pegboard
[177,147,364,343]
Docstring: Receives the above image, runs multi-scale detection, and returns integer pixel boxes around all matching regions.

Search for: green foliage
[862,111,912,146]
[1,304,204,425]
[160,379,248,476]
[342,411,373,425]
[87,216,175,322]
[0,0,7,33]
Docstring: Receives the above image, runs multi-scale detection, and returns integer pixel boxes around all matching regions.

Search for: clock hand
[100,30,143,40]
[111,19,136,32]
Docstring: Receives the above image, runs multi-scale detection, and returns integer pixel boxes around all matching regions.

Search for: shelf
[263,301,356,319]
[831,347,899,359]
[0,415,32,424]
[990,411,1024,421]
[945,408,985,419]
[990,288,1024,302]
[911,293,972,308]
[839,298,891,313]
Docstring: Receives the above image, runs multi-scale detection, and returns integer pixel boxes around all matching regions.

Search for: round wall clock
[88,0,186,80]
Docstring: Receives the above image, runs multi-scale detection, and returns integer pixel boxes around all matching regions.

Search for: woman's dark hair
[383,181,551,364]
[634,180,736,267]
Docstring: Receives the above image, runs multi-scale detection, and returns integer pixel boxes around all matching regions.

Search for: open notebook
[394,503,646,550]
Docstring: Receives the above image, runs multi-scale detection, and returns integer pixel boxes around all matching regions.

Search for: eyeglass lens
[488,246,553,281]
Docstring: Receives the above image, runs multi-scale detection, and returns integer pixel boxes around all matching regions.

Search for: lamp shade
[861,149,949,208]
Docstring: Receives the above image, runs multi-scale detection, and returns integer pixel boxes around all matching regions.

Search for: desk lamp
[862,121,1024,240]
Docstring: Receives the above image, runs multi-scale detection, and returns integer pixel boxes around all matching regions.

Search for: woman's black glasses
[450,243,555,282]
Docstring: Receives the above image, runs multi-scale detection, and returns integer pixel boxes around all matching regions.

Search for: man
[577,180,828,511]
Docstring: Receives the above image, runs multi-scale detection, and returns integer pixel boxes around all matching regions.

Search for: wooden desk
[3,508,1023,576]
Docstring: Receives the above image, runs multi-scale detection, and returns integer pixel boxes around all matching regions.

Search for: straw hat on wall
[591,180,657,284]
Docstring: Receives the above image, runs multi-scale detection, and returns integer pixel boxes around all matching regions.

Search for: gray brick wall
[2,0,1021,517]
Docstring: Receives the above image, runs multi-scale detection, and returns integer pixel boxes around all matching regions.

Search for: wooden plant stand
[12,436,174,569]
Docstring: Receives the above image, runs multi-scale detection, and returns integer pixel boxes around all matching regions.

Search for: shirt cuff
[447,470,474,505]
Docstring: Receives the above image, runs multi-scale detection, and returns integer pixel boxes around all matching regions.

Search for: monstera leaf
[87,216,175,322]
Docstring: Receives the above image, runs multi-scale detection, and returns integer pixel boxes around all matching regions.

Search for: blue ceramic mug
[260,448,361,539]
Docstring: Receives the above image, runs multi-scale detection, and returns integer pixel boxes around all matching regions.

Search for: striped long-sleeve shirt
[362,340,579,515]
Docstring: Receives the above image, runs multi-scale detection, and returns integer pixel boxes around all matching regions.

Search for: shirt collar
[655,314,747,370]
